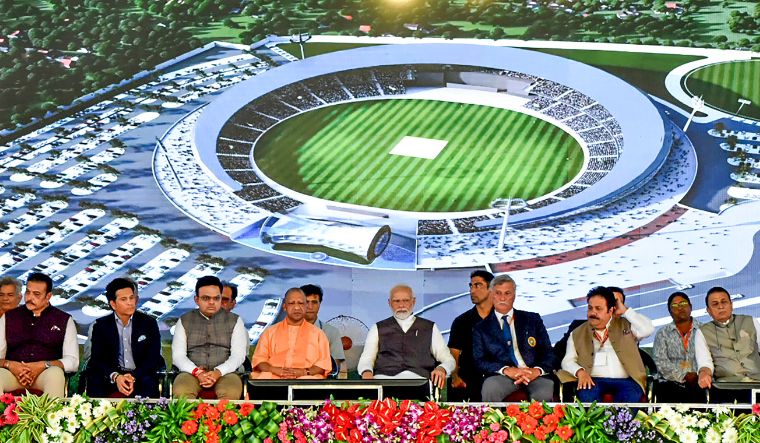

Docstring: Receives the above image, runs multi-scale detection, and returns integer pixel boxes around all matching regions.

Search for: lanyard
[594,328,609,348]
[677,321,692,351]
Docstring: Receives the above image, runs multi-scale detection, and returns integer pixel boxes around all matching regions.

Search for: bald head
[283,287,306,325]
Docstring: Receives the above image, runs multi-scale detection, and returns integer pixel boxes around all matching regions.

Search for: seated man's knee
[215,374,242,400]
[172,373,200,399]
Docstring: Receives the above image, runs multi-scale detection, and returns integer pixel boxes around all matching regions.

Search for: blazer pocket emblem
[527,336,537,347]
[51,325,61,332]
[138,335,147,342]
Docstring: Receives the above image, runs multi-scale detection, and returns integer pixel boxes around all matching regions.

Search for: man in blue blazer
[86,278,163,397]
[473,274,556,402]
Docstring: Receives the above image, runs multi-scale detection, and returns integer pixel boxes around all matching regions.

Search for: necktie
[502,314,517,366]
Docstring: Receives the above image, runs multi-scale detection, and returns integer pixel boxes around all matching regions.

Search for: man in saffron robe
[251,288,332,379]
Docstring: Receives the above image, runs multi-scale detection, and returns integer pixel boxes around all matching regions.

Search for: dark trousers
[576,377,644,403]
[655,380,706,403]
[447,378,483,402]
[87,372,160,398]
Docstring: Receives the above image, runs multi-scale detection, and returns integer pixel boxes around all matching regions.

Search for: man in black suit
[473,274,556,402]
[86,277,163,397]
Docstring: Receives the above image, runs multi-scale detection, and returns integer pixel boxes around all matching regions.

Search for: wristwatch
[44,360,51,369]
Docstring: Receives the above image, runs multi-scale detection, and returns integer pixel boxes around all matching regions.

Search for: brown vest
[571,317,647,391]
[700,315,760,382]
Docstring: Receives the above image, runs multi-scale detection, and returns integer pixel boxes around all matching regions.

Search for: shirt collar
[395,314,416,328]
[115,313,134,327]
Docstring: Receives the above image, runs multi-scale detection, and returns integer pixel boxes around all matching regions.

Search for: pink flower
[489,422,501,432]
[753,404,760,415]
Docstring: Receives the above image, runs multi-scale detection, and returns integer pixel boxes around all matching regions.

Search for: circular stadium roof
[195,43,667,224]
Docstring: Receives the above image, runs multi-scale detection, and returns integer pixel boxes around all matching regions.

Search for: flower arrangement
[1,394,760,443]
[484,401,574,442]
[174,399,281,443]
[44,394,117,443]
[641,404,760,443]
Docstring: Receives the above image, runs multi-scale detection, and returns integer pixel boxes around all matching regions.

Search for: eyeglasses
[670,301,690,309]
[199,296,221,302]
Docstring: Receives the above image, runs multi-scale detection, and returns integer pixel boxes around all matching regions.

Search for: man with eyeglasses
[358,285,455,392]
[447,270,494,401]
[652,292,712,402]
[172,275,247,399]
[0,277,22,317]
[700,286,760,402]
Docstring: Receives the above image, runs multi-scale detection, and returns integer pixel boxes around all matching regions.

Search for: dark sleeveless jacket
[5,305,70,362]
[375,316,436,378]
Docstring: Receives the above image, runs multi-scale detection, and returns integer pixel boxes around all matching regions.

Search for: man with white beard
[358,285,455,390]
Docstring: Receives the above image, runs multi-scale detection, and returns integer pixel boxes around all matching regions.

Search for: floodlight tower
[290,31,312,60]
[683,95,704,132]
[736,98,752,116]
[491,198,527,251]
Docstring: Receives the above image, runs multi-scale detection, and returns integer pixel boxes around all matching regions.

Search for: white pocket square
[137,335,147,342]
[51,325,61,331]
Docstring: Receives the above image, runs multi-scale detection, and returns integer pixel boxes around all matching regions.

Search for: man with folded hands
[172,276,247,399]
[0,273,78,397]
[87,277,163,397]
[251,287,332,379]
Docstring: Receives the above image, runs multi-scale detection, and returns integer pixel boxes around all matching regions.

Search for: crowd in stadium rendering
[0,270,757,404]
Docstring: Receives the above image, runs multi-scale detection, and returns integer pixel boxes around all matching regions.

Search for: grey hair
[489,274,516,290]
[0,277,22,296]
[389,284,415,299]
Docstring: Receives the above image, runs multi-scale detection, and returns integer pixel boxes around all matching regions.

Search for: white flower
[697,418,710,429]
[705,428,721,443]
[47,425,62,438]
[40,433,50,443]
[69,395,84,408]
[682,413,698,428]
[66,417,79,432]
[681,429,698,443]
[60,406,75,421]
[722,427,738,443]
[60,432,74,443]
[676,404,690,413]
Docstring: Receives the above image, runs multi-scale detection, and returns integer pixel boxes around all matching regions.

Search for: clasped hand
[502,367,540,385]
[8,361,46,387]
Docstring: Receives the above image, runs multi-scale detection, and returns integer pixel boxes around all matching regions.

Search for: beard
[393,309,412,321]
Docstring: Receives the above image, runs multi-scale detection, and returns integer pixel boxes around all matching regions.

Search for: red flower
[223,410,238,425]
[3,410,18,425]
[533,427,547,441]
[217,399,230,411]
[506,404,521,417]
[239,403,254,417]
[553,404,565,419]
[206,432,220,443]
[193,403,207,420]
[204,406,220,421]
[528,401,545,419]
[542,413,559,426]
[753,404,760,415]
[181,420,198,436]
[556,425,574,441]
[0,393,14,405]
[520,416,538,435]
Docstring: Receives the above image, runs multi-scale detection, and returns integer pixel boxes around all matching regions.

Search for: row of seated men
[0,272,758,403]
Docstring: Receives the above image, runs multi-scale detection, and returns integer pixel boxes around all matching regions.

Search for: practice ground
[684,59,760,119]
[253,99,584,213]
